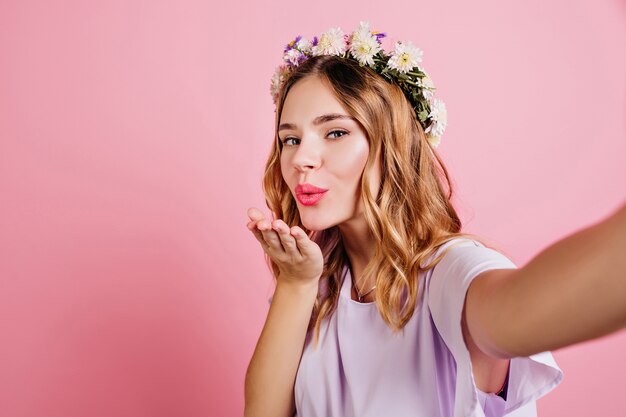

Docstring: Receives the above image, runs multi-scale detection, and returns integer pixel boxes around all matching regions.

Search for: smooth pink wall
[0,1,624,416]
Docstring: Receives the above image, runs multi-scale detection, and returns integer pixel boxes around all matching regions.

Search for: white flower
[348,21,381,66]
[387,41,423,74]
[351,21,372,43]
[312,27,347,56]
[283,48,305,66]
[270,65,290,104]
[424,98,447,138]
[419,75,435,100]
[295,37,312,53]
[350,35,381,66]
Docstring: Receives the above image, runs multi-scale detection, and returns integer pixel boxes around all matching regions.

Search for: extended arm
[465,203,626,359]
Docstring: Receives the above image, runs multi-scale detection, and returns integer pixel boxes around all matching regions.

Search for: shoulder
[423,237,514,280]
[432,237,515,273]
[425,236,517,358]
[425,238,563,414]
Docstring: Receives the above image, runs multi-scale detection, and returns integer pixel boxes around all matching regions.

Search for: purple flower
[284,35,303,53]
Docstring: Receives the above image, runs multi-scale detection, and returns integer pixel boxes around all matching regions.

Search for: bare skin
[466,203,626,359]
[277,76,382,298]
[244,208,321,417]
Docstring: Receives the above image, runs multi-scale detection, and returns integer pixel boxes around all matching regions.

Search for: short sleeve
[427,238,564,417]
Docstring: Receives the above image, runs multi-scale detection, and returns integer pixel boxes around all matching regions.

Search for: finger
[290,226,315,255]
[247,215,270,235]
[246,209,267,235]
[261,226,285,252]
[253,219,284,252]
[247,219,262,231]
[248,224,270,251]
[273,220,301,257]
[247,207,265,222]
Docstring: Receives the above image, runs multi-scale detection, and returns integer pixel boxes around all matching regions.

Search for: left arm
[465,203,626,359]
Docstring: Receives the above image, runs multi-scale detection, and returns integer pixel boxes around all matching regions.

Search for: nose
[291,136,322,172]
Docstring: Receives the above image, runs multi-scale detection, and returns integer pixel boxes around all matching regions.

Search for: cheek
[330,141,369,184]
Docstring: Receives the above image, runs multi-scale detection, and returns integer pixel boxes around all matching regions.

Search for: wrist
[276,280,319,298]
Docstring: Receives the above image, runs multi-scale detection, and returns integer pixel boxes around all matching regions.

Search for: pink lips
[295,183,328,206]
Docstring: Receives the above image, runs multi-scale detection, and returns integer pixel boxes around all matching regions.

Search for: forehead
[279,76,350,124]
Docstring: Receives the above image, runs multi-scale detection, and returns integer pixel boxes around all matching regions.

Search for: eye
[328,129,348,139]
[280,130,348,147]
[281,137,300,146]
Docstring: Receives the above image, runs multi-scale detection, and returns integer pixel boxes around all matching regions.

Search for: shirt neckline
[338,238,475,308]
[339,264,377,306]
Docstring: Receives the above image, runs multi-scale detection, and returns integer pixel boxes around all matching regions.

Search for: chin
[300,220,331,232]
[298,213,339,232]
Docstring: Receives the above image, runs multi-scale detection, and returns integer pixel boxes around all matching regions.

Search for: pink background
[0,0,624,416]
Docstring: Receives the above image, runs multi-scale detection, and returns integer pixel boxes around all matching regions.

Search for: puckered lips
[295,183,328,206]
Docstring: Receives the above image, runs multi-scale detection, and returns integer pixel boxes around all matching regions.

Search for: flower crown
[270,21,448,148]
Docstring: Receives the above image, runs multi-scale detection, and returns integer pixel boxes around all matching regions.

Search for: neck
[338,215,377,296]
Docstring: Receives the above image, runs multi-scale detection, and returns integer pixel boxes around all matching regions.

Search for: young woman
[244,23,626,417]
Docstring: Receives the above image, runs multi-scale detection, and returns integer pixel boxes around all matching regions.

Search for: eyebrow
[278,113,356,132]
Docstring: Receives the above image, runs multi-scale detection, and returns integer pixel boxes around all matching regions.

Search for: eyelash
[281,130,348,146]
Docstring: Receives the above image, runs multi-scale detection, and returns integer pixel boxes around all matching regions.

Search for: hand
[247,207,324,288]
